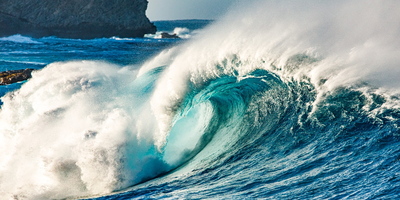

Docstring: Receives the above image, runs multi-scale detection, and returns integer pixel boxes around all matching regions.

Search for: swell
[2,0,400,199]
[109,53,400,199]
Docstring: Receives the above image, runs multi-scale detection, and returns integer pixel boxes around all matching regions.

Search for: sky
[146,0,237,21]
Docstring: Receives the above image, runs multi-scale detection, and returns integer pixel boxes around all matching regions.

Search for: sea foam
[1,0,400,199]
[0,34,41,44]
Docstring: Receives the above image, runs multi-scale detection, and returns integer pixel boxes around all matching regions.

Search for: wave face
[2,1,400,199]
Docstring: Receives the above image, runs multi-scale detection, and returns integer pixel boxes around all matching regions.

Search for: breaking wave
[1,0,400,199]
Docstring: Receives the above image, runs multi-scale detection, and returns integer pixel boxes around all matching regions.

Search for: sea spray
[0,61,169,198]
[148,0,400,139]
[1,0,400,199]
[131,0,400,198]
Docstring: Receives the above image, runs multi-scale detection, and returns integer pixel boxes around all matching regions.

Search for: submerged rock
[0,68,34,85]
[161,32,180,39]
[0,0,156,39]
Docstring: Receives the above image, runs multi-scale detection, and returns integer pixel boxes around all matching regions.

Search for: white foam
[2,0,400,198]
[0,61,168,198]
[145,27,194,39]
[0,58,220,198]
[173,27,191,39]
[0,59,47,65]
[148,0,400,138]
[0,34,41,44]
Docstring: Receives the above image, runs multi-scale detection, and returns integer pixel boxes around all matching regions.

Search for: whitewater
[1,1,400,199]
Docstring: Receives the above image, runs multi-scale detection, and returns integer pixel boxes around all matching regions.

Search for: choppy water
[1,1,400,199]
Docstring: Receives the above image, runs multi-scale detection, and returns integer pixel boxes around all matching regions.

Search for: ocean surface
[1,1,400,199]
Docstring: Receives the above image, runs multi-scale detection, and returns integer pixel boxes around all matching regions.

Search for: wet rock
[161,32,180,39]
[0,68,34,85]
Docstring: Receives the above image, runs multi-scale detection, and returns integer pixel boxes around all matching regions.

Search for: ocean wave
[0,34,42,44]
[1,0,400,199]
[0,59,47,66]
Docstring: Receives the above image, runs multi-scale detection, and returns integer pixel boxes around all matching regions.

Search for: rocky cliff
[0,0,156,39]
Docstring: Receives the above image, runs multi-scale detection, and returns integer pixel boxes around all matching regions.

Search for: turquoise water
[1,2,400,199]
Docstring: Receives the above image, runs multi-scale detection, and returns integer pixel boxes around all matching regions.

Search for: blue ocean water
[0,32,179,102]
[1,1,400,199]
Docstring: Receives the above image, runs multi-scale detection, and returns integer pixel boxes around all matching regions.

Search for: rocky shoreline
[0,68,34,85]
[0,0,156,39]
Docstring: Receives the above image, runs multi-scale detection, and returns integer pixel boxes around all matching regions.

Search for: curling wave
[1,0,400,199]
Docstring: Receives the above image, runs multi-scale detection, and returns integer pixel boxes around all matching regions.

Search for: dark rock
[161,32,180,39]
[0,68,34,85]
[0,0,156,39]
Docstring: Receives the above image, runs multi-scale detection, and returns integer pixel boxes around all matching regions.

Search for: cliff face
[0,0,156,39]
